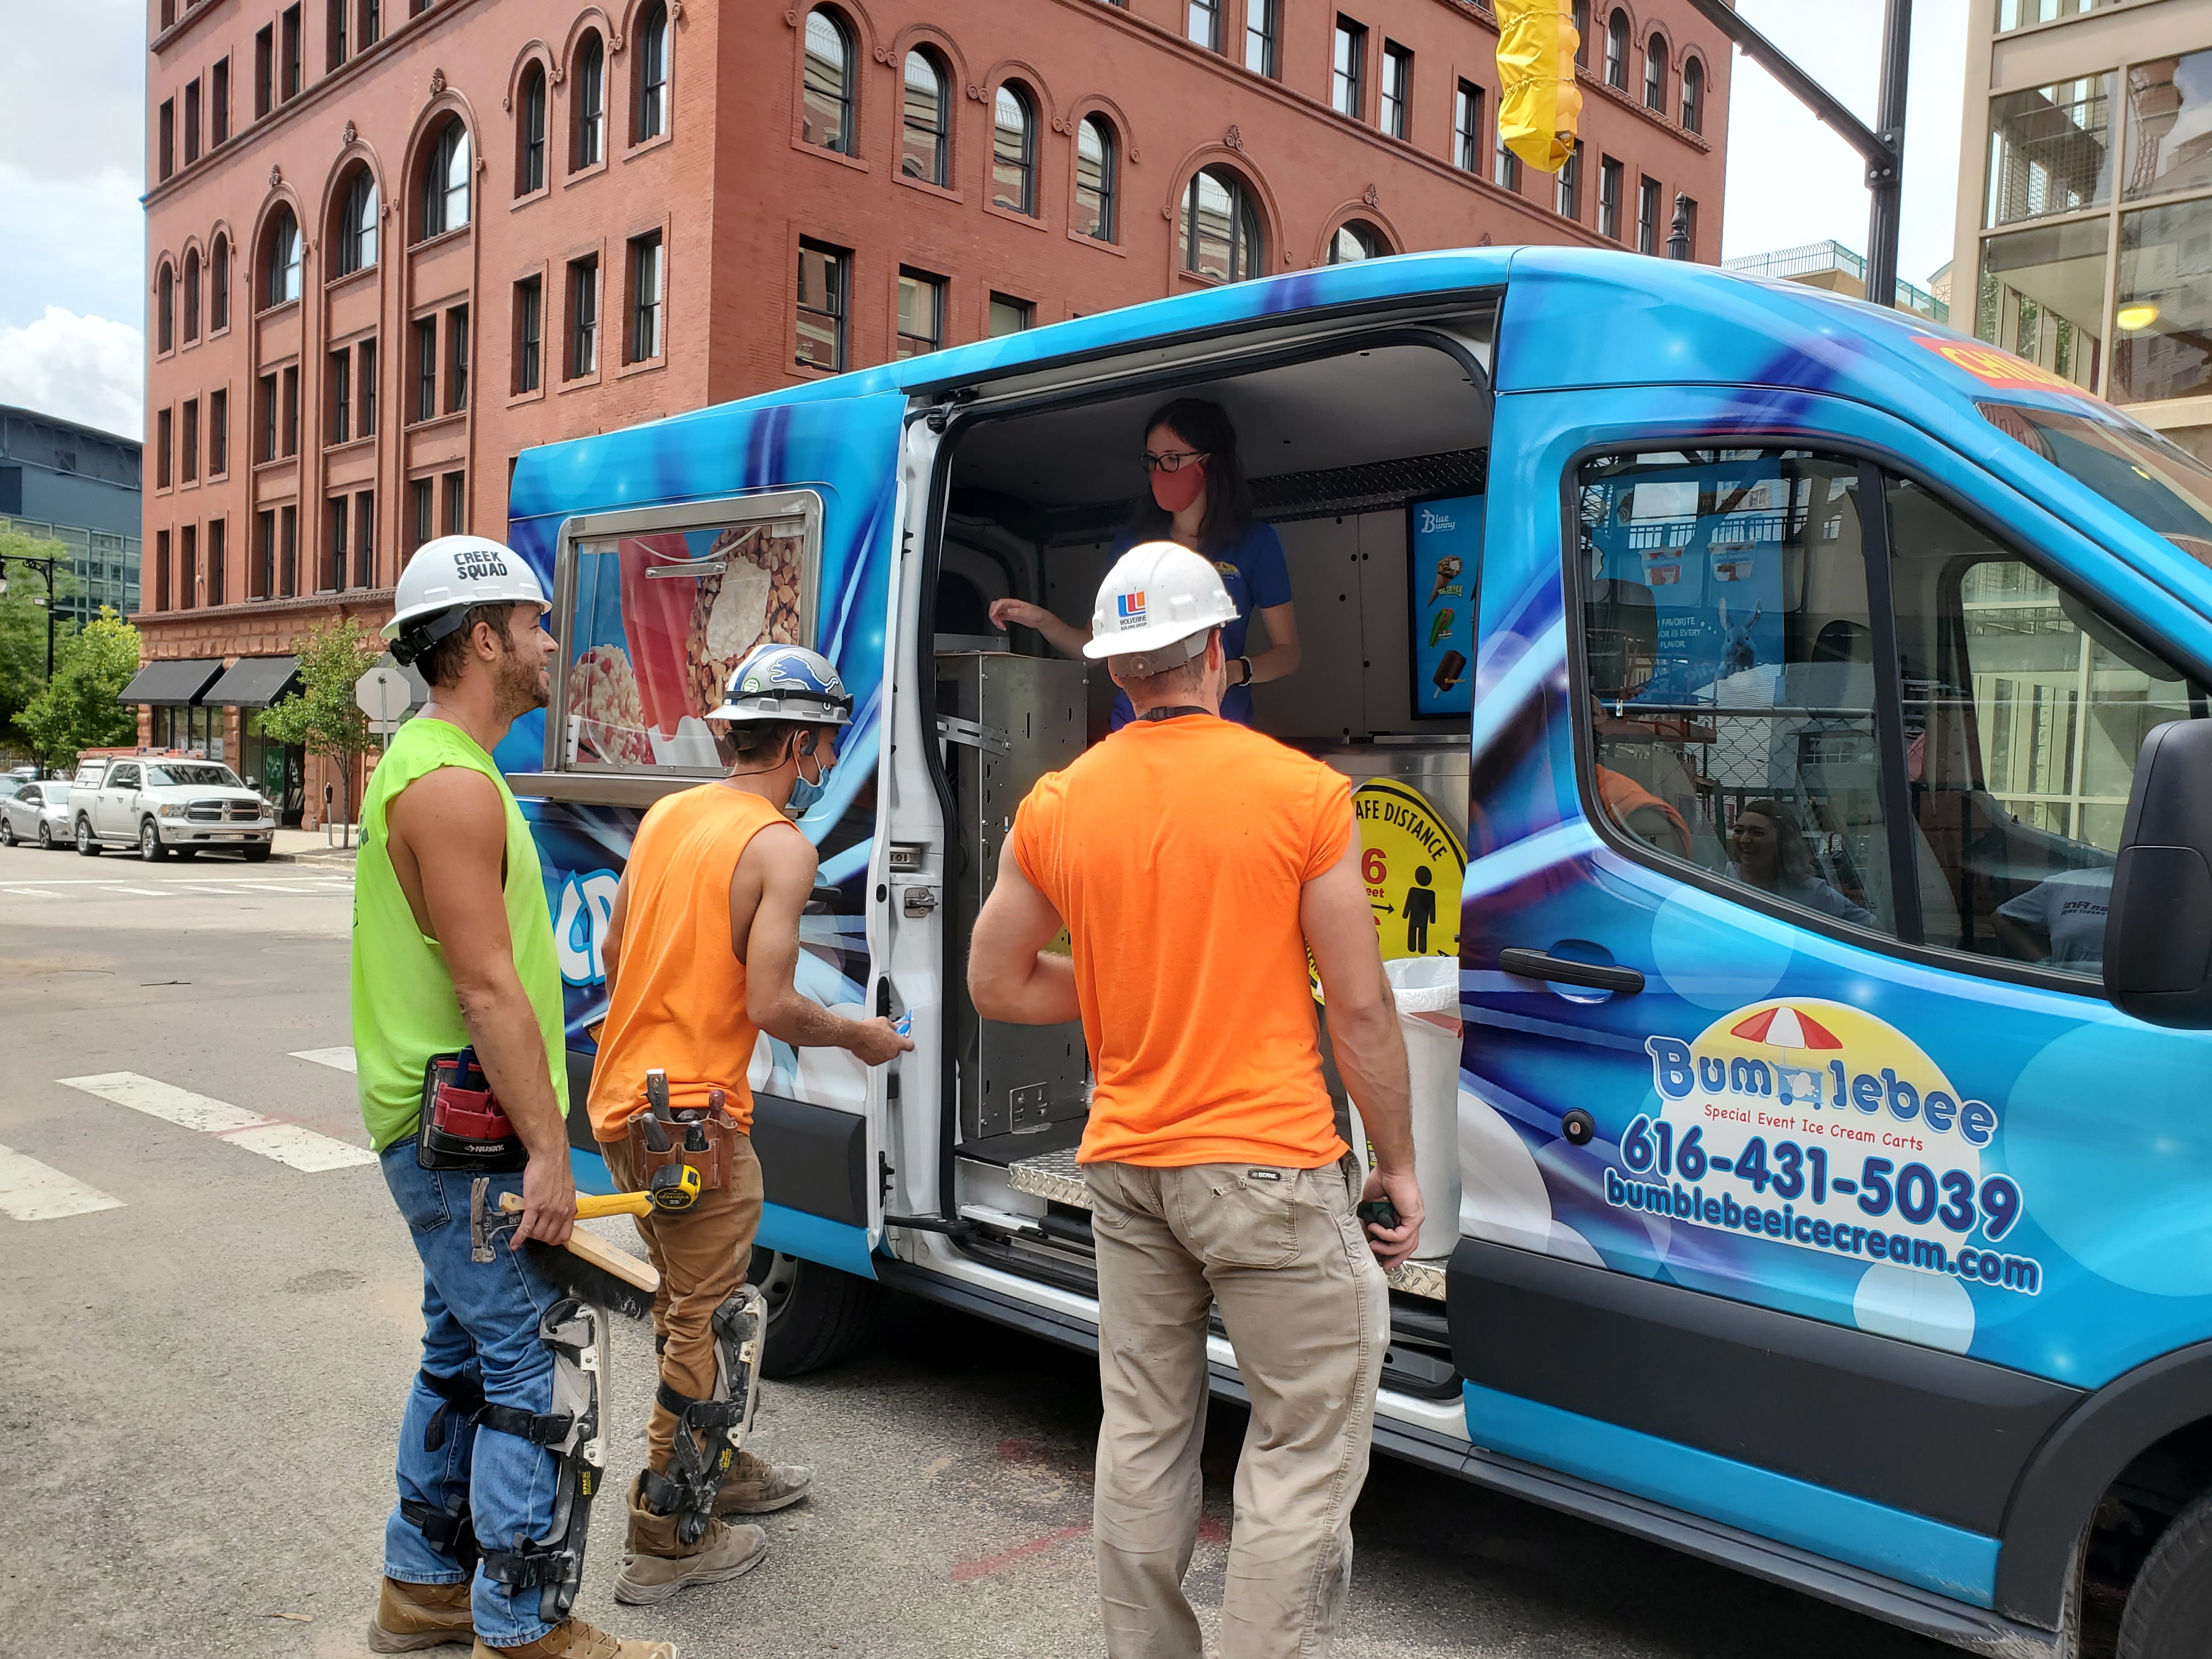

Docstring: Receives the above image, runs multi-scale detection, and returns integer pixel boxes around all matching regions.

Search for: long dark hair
[1738,798,1818,883]
[1123,397,1255,554]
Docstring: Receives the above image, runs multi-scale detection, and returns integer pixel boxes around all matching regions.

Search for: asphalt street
[0,836,1959,1659]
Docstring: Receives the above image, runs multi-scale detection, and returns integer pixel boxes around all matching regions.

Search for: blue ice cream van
[502,247,2212,1656]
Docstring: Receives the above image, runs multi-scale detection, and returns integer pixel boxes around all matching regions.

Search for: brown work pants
[1084,1157,1388,1659]
[600,1130,764,1477]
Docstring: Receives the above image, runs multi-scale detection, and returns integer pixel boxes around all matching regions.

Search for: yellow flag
[1496,0,1583,174]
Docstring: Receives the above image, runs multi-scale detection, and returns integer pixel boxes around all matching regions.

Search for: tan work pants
[1084,1157,1388,1659]
[601,1130,764,1477]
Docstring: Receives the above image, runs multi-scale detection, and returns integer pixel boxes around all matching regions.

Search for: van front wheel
[2121,1491,2212,1658]
[746,1249,881,1379]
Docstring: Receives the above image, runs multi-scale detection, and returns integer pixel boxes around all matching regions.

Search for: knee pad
[651,1285,768,1542]
[477,1299,608,1623]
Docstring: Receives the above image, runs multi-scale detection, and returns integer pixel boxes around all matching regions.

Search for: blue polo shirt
[1107,521,1293,730]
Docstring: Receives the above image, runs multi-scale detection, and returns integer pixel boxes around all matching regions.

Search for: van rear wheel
[747,1249,881,1378]
[2121,1491,2212,1658]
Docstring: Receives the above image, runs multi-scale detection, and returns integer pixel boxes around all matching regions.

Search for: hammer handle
[499,1190,652,1221]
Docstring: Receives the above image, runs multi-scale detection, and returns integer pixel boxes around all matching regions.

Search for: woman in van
[1727,798,1875,928]
[988,398,1300,729]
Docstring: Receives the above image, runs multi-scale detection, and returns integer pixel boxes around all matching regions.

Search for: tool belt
[417,1049,527,1172]
[625,1084,737,1198]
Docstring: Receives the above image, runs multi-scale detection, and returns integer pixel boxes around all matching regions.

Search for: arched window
[634,2,670,141]
[1182,167,1262,283]
[992,85,1035,215]
[1328,221,1385,263]
[183,249,201,342]
[801,9,853,154]
[1680,56,1704,133]
[901,49,948,185]
[517,61,548,193]
[1075,114,1116,242]
[1604,9,1628,88]
[210,233,229,330]
[336,166,379,274]
[424,118,470,236]
[265,210,302,306]
[157,262,176,352]
[1644,35,1668,112]
[573,33,606,167]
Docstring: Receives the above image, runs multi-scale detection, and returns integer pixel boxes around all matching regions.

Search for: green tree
[0,529,80,753]
[256,616,386,842]
[19,607,138,773]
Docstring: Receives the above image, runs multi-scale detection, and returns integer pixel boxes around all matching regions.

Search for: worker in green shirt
[355,537,669,1659]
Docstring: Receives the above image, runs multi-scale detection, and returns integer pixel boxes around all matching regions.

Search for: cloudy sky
[0,1,1966,443]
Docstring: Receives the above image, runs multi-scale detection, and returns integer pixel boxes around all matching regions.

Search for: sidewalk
[272,828,359,867]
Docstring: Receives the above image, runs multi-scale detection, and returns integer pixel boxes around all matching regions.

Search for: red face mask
[1150,458,1206,514]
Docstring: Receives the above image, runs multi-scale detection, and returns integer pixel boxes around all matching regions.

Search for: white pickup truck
[72,757,276,862]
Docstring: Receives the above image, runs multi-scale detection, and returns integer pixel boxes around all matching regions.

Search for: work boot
[469,1617,674,1658]
[614,1471,767,1605]
[714,1446,814,1516]
[368,1576,473,1652]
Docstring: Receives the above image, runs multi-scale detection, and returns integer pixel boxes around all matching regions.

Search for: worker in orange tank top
[587,644,911,1607]
[969,543,1421,1659]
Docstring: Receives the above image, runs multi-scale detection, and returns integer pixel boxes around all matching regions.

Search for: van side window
[1577,449,1901,936]
[1888,477,2202,981]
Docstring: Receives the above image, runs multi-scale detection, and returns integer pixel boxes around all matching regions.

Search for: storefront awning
[117,658,224,707]
[202,654,301,709]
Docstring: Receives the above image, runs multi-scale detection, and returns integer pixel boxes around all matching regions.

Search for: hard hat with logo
[383,535,550,665]
[707,643,854,726]
[1082,540,1239,673]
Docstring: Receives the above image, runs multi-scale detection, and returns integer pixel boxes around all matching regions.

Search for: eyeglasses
[1138,449,1207,473]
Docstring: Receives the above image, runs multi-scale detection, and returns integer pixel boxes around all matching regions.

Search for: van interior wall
[943,338,1491,746]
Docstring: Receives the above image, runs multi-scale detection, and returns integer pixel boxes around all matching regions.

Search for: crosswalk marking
[2,887,62,897]
[58,1072,376,1172]
[0,1143,125,1221]
[102,886,170,897]
[290,1047,358,1074]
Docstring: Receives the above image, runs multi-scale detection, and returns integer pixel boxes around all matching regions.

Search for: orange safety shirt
[587,783,793,1141]
[1007,712,1353,1169]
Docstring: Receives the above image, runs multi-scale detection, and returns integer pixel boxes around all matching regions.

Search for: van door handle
[1498,949,1646,995]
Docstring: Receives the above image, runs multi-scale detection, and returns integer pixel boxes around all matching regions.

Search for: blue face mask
[786,740,834,816]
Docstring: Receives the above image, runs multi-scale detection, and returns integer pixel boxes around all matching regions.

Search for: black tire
[747,1250,882,1378]
[2121,1491,2212,1658]
[37,823,53,850]
[242,843,273,864]
[139,819,170,861]
[1,816,14,847]
[74,816,100,856]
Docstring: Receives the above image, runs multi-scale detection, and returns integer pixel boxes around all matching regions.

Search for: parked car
[71,758,275,861]
[0,778,24,804]
[0,782,74,849]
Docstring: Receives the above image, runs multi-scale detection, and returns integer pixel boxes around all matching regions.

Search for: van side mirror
[2107,719,2212,1028]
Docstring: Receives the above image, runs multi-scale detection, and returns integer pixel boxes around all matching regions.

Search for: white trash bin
[1383,955,1463,1262]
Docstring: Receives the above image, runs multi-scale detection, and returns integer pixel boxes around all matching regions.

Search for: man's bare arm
[1302,819,1421,1268]
[600,873,630,1007]
[969,857,1079,1026]
[736,828,911,1065]
[389,766,575,1248]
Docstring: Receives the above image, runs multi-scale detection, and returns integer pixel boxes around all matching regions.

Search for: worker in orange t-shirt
[969,543,1420,1659]
[588,644,911,1606]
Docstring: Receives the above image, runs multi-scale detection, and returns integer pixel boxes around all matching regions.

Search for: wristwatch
[1233,656,1254,687]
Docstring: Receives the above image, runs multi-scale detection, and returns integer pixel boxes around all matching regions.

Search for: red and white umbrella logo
[1729,1006,1842,1049]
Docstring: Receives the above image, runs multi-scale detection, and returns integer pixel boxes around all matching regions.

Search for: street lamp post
[0,554,61,682]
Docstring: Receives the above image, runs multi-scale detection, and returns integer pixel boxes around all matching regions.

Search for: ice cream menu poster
[563,523,810,770]
[1408,493,1482,718]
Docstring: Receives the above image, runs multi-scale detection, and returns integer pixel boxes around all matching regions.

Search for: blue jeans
[381,1142,564,1647]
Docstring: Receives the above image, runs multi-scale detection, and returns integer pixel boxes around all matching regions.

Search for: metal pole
[1863,0,1913,312]
[44,563,54,682]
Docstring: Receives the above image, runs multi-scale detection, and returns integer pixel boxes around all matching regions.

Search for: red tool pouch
[417,1050,526,1171]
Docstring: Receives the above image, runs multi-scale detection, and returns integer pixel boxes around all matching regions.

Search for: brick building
[140,0,1728,823]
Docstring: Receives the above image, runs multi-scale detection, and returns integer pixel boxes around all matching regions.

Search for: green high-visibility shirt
[351,715,568,1153]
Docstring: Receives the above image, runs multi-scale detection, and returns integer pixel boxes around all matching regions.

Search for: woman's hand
[989,598,1051,632]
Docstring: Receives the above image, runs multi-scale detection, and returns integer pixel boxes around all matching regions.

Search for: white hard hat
[384,535,550,665]
[1082,541,1239,669]
[708,644,854,726]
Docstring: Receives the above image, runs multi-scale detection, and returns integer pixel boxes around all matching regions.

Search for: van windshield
[1979,401,2212,566]
[146,764,244,788]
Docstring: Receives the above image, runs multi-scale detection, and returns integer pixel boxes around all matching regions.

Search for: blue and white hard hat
[708,644,853,726]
